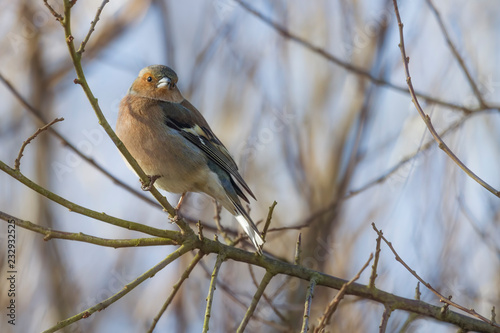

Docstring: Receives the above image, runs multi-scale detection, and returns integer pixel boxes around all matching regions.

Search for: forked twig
[78,0,109,54]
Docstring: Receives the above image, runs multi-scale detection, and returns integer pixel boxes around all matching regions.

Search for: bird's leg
[141,175,161,191]
[175,192,187,211]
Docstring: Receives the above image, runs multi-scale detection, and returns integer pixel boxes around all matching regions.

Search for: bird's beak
[157,77,171,88]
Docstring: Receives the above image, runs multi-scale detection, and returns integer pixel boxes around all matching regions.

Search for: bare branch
[0,159,179,241]
[42,244,193,333]
[425,0,486,108]
[372,222,499,328]
[294,233,302,265]
[0,211,175,247]
[392,0,500,198]
[379,304,392,333]
[0,72,159,208]
[301,275,319,333]
[233,0,474,113]
[78,0,109,54]
[203,253,226,333]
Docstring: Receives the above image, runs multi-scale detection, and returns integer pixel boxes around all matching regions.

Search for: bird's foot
[141,175,161,191]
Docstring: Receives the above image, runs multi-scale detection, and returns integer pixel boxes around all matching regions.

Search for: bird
[116,65,264,254]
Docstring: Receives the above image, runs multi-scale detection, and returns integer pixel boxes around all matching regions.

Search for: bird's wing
[161,100,256,201]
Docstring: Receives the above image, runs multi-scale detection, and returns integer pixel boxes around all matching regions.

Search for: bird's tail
[231,201,264,254]
[235,215,264,254]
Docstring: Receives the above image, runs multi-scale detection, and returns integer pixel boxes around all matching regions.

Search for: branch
[43,0,63,21]
[203,253,226,333]
[315,253,373,332]
[301,275,319,333]
[392,0,500,198]
[14,117,64,170]
[237,270,275,333]
[0,211,176,247]
[77,0,109,54]
[147,251,204,333]
[0,159,180,241]
[42,244,193,333]
[372,222,499,328]
[262,200,277,241]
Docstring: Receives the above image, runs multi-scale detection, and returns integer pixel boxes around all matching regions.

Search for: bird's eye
[147,76,153,82]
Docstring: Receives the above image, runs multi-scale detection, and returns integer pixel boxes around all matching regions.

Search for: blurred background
[1,0,500,332]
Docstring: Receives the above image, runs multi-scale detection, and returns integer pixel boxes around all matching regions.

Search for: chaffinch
[116,65,264,254]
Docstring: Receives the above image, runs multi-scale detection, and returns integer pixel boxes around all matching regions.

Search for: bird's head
[128,65,184,102]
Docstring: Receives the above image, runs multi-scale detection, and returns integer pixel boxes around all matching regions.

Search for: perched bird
[116,65,264,254]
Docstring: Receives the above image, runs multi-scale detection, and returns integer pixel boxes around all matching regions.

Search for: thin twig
[213,200,233,245]
[14,117,64,170]
[300,275,319,333]
[237,270,275,333]
[379,304,392,333]
[369,230,383,288]
[43,0,63,21]
[203,253,226,333]
[147,252,204,333]
[372,222,500,328]
[247,264,288,324]
[42,244,193,333]
[1,148,498,333]
[78,0,109,54]
[0,159,180,241]
[392,0,500,198]
[425,0,486,108]
[315,253,373,332]
[233,0,474,113]
[262,201,277,240]
[294,233,302,265]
